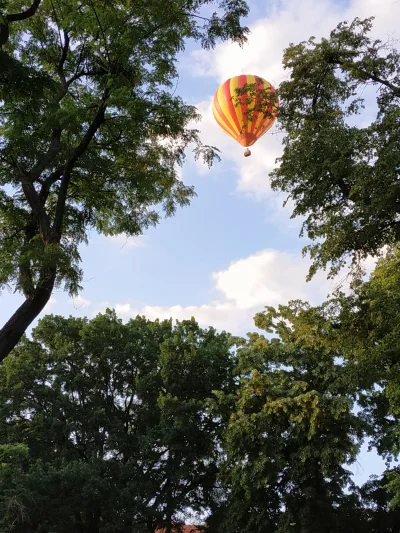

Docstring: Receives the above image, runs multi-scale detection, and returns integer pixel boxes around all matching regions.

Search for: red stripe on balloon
[213,92,238,137]
[222,78,242,134]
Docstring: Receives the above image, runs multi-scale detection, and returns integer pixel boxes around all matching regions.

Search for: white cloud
[191,0,398,84]
[212,249,337,309]
[110,248,380,333]
[69,295,91,309]
[102,233,146,250]
[186,0,400,209]
[115,301,245,332]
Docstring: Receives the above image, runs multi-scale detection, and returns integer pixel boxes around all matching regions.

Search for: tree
[0,311,234,533]
[240,247,400,514]
[205,268,400,532]
[213,325,366,533]
[272,17,400,279]
[359,471,400,532]
[0,0,250,360]
[4,279,400,532]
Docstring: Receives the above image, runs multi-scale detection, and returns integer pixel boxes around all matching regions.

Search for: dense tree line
[0,313,233,532]
[2,246,400,531]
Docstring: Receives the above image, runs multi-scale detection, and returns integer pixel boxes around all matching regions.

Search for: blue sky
[1,0,399,485]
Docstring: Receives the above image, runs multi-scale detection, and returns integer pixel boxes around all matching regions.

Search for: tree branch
[18,129,62,242]
[19,217,38,298]
[57,30,70,89]
[20,177,52,240]
[53,92,109,237]
[0,0,41,48]
[335,59,400,96]
[7,0,42,22]
[336,177,351,199]
[356,67,400,96]
[39,167,63,203]
[66,67,107,87]
[30,128,63,180]
[87,0,111,66]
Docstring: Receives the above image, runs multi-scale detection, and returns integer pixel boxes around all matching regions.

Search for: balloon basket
[244,148,251,157]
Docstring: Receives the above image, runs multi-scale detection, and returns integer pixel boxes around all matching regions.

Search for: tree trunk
[0,275,55,362]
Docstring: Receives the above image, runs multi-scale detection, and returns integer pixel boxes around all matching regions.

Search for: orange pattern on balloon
[212,75,278,152]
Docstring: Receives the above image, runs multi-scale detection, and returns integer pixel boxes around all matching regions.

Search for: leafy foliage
[213,330,364,532]
[3,262,400,531]
[205,249,400,532]
[0,0,249,358]
[0,311,234,532]
[228,246,400,516]
[273,17,400,278]
[2,12,400,533]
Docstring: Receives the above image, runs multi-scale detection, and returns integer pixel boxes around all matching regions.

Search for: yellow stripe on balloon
[212,102,237,139]
[230,76,244,133]
[244,74,256,133]
[216,84,240,135]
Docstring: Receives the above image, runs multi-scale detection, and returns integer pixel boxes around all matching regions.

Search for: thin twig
[88,0,112,67]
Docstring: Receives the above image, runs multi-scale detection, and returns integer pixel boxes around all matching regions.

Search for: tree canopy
[273,17,400,279]
[217,332,363,533]
[0,0,249,360]
[209,19,400,529]
[0,311,233,532]
[3,267,400,532]
[2,12,400,533]
[209,249,400,532]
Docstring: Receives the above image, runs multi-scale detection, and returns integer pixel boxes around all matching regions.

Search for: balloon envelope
[212,74,278,148]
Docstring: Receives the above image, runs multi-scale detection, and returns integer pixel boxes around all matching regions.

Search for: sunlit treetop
[272,17,400,279]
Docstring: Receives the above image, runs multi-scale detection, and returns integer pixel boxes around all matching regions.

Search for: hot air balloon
[212,74,278,157]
